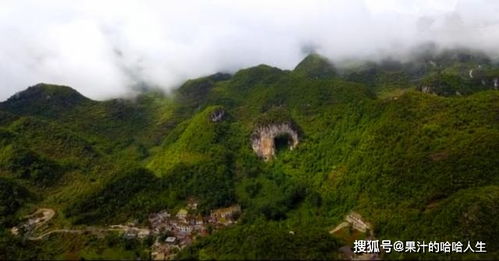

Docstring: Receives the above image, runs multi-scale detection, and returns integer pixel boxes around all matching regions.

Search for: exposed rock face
[251,123,299,161]
[420,86,434,94]
[210,108,225,122]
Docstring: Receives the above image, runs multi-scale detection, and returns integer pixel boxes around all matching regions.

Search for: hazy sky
[1,0,499,100]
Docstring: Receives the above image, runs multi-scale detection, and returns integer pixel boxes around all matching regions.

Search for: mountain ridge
[0,50,498,260]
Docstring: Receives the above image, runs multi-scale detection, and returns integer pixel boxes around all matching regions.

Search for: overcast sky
[1,0,499,100]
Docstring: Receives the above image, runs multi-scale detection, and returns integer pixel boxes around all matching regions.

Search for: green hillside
[0,49,498,260]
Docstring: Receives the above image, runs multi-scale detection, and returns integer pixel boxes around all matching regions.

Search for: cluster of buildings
[345,212,372,234]
[148,204,241,260]
[330,211,377,260]
[11,205,241,260]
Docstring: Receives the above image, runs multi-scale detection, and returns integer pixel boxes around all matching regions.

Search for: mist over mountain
[1,1,499,260]
[1,0,499,100]
[1,50,498,259]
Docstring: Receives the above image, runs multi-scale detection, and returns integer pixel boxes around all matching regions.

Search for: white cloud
[0,0,498,100]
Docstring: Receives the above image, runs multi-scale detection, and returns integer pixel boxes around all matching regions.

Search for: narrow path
[28,229,83,240]
[26,208,56,226]
[15,208,137,241]
[28,226,131,240]
[330,221,349,234]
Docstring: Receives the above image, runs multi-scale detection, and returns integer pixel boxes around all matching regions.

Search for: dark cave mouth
[274,133,293,153]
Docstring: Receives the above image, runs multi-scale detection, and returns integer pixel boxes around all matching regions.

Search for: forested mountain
[0,49,498,260]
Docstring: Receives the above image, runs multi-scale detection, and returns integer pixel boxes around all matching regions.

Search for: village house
[210,205,241,225]
[174,223,193,234]
[165,236,176,244]
[149,211,170,227]
[195,215,204,226]
[151,251,165,261]
[124,229,137,239]
[187,202,198,210]
[176,209,188,222]
[148,205,242,260]
[137,229,151,239]
[345,212,372,233]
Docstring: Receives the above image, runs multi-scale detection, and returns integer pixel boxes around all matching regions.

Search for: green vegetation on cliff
[0,49,498,260]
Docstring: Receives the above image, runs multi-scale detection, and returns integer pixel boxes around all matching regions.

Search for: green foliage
[0,178,32,225]
[254,106,295,127]
[0,230,149,260]
[0,49,498,259]
[419,73,476,96]
[230,65,285,91]
[163,160,235,213]
[0,83,92,118]
[425,186,499,249]
[7,116,99,163]
[66,167,160,224]
[0,145,64,186]
[147,105,231,173]
[178,220,339,260]
[175,73,231,113]
[68,159,235,224]
[294,53,336,79]
[236,170,307,221]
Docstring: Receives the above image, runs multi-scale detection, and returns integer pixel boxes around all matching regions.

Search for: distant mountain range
[1,48,498,260]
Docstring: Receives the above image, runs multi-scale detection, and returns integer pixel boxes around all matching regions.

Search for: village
[132,202,241,260]
[10,203,241,260]
[93,201,242,260]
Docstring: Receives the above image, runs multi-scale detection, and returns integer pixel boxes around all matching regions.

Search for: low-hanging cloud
[1,0,499,100]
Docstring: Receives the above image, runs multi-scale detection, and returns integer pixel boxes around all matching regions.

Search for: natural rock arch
[251,123,299,161]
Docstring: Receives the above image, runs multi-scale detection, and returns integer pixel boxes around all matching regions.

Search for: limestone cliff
[210,108,225,122]
[251,123,299,161]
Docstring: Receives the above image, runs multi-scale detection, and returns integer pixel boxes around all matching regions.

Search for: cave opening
[274,133,293,154]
